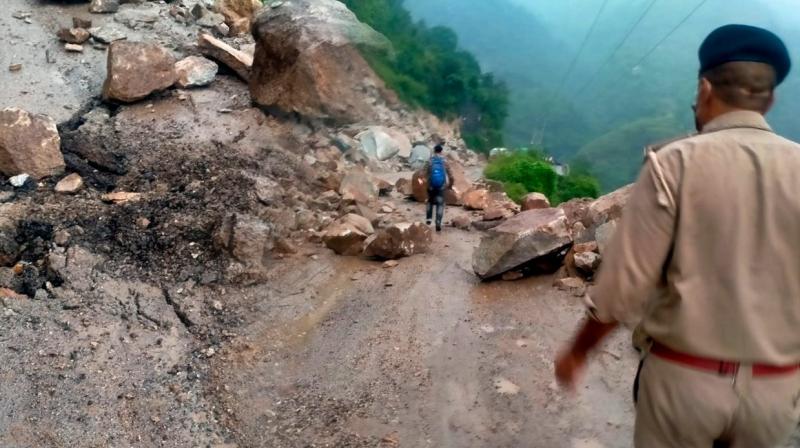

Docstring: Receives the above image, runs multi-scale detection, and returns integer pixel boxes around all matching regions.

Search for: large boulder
[411,169,428,203]
[363,222,432,260]
[408,145,431,170]
[587,184,633,226]
[0,108,64,179]
[249,0,392,123]
[395,177,413,197]
[339,168,377,204]
[472,208,573,279]
[323,213,374,256]
[214,0,262,35]
[521,192,550,211]
[462,189,490,210]
[357,127,405,161]
[102,41,178,103]
[213,214,273,267]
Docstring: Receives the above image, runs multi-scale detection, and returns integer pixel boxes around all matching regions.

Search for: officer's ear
[698,77,714,105]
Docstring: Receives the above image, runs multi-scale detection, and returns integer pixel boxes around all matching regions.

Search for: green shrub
[485,150,600,205]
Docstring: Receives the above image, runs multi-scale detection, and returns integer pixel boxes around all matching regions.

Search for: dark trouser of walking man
[426,188,444,231]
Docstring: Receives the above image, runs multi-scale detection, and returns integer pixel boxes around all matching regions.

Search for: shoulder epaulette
[642,132,697,158]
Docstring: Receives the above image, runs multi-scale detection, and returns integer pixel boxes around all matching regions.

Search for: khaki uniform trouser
[635,354,800,447]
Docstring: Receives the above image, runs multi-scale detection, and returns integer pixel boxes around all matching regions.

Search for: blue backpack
[429,156,447,189]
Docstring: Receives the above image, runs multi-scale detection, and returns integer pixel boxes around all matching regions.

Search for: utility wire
[533,0,611,145]
[573,0,660,98]
[585,0,710,104]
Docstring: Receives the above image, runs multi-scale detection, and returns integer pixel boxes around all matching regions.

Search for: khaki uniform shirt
[589,110,800,365]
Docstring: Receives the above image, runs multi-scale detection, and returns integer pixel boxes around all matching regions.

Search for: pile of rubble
[0,0,482,298]
[470,183,633,292]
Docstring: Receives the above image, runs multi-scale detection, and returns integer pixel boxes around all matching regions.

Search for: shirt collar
[702,110,772,134]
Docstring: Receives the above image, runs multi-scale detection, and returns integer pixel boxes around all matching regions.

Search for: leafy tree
[342,0,508,152]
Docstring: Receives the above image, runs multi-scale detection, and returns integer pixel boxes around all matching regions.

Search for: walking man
[556,24,800,447]
[425,144,454,232]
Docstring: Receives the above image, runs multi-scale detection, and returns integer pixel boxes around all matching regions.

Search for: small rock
[53,230,71,246]
[211,300,223,311]
[65,43,84,52]
[54,173,84,194]
[89,0,120,14]
[174,56,218,88]
[57,27,91,44]
[493,377,520,395]
[521,192,551,211]
[9,174,31,188]
[34,289,49,301]
[383,260,399,268]
[380,205,393,214]
[554,277,586,296]
[89,24,127,44]
[450,215,472,230]
[135,217,151,229]
[101,191,142,204]
[502,271,524,281]
[8,64,22,72]
[574,251,601,275]
[73,17,92,29]
[204,347,215,358]
[0,191,14,203]
[215,22,230,36]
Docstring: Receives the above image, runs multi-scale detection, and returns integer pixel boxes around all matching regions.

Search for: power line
[585,0,710,104]
[573,0,660,98]
[535,0,611,145]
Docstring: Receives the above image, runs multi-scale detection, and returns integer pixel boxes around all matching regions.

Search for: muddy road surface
[209,198,639,448]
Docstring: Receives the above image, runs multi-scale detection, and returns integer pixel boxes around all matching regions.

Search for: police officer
[555,24,800,447]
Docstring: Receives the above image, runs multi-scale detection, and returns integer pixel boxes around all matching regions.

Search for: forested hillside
[405,0,800,191]
[341,0,509,152]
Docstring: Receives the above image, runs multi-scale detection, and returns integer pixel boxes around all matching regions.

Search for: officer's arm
[588,150,680,327]
[557,150,680,378]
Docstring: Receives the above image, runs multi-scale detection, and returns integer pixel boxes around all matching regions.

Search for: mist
[403,0,800,190]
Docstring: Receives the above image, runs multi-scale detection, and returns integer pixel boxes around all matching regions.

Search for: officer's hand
[555,348,587,392]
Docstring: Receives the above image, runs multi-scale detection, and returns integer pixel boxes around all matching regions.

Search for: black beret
[699,24,791,85]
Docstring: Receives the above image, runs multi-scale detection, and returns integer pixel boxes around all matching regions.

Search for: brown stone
[54,173,84,194]
[395,177,413,197]
[198,32,253,81]
[339,168,377,204]
[444,159,470,206]
[215,0,262,35]
[411,169,428,202]
[451,215,472,230]
[502,271,524,281]
[462,189,490,210]
[57,27,91,44]
[213,213,273,266]
[249,0,392,123]
[472,208,573,279]
[574,251,601,275]
[483,207,511,222]
[73,17,92,29]
[0,108,64,179]
[363,222,432,260]
[322,213,374,256]
[9,64,22,72]
[521,192,550,211]
[102,41,177,103]
[587,184,633,226]
[554,276,586,296]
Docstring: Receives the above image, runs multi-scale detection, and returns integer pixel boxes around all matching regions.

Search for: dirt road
[210,197,638,448]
